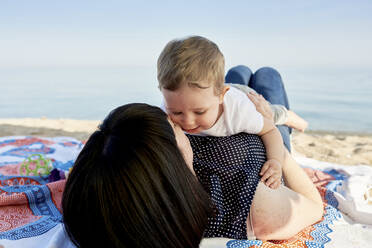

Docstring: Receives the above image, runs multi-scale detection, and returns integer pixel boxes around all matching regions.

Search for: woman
[62,103,211,247]
[62,102,323,247]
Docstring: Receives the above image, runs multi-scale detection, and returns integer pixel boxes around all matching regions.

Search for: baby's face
[162,84,224,134]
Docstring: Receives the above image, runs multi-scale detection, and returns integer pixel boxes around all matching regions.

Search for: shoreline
[1,118,371,166]
[305,129,372,137]
[1,118,371,137]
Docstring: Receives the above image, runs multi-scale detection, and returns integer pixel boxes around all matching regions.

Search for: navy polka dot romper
[187,133,266,239]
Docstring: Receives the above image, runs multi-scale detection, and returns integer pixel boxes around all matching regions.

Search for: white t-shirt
[199,86,263,136]
[161,86,264,137]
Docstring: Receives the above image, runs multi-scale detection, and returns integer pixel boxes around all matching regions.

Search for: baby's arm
[227,87,285,189]
[258,118,286,189]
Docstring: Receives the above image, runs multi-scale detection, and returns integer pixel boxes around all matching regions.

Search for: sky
[1,0,372,70]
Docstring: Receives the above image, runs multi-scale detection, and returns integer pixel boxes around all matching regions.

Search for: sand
[292,130,372,166]
[1,118,371,166]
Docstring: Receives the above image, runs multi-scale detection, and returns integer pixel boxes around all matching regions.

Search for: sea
[0,66,371,134]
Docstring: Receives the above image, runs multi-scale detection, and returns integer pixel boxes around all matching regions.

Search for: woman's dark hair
[62,103,211,248]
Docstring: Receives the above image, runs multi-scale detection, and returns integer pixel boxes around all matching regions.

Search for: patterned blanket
[0,136,371,248]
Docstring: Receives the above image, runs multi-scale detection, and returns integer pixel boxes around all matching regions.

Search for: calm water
[0,66,371,133]
[283,67,372,133]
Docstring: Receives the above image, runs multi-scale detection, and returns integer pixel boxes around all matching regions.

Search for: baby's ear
[219,85,230,103]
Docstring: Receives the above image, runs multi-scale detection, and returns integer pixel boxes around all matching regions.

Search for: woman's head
[62,103,211,248]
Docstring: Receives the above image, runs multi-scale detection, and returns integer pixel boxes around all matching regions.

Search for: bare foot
[286,110,308,132]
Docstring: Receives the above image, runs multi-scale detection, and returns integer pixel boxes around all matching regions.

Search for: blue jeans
[225,65,292,151]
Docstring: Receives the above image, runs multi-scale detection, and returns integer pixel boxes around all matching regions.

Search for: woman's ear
[219,85,230,103]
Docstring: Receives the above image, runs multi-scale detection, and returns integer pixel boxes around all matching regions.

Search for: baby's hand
[247,91,274,121]
[260,159,282,189]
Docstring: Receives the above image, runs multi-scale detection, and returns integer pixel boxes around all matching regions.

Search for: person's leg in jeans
[225,65,292,151]
[249,67,292,151]
[225,65,253,86]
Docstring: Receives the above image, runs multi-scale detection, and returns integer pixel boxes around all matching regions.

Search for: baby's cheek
[169,115,181,125]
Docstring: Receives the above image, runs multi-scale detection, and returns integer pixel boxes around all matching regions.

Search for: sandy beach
[0,118,371,166]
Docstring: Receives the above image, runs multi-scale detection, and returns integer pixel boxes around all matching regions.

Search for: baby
[158,36,285,189]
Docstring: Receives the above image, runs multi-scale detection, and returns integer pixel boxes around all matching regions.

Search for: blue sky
[1,0,371,69]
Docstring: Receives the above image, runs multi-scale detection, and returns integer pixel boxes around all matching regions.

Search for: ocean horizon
[1,66,371,134]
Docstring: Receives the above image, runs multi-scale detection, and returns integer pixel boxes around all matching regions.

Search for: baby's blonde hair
[157,36,225,95]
